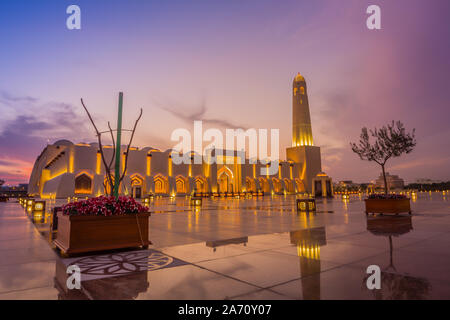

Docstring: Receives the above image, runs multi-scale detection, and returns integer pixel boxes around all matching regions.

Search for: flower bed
[61,196,148,216]
[54,196,150,255]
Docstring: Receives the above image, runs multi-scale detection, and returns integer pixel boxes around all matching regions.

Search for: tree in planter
[80,94,143,197]
[350,121,416,194]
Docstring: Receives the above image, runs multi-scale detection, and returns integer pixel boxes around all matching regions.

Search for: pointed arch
[272,178,282,193]
[245,177,256,192]
[75,172,93,194]
[258,177,270,193]
[154,174,169,194]
[295,178,305,193]
[130,174,144,198]
[194,176,208,193]
[217,166,233,193]
[284,178,294,193]
[175,175,188,194]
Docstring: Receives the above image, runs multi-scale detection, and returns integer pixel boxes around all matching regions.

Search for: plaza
[0,192,449,299]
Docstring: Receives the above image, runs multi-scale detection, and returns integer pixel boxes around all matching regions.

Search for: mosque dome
[53,139,73,146]
[294,72,305,82]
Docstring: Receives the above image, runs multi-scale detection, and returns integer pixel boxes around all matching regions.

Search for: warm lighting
[96,151,101,174]
[190,196,202,207]
[33,201,45,212]
[146,153,152,176]
[69,150,74,173]
[26,199,35,213]
[297,244,320,260]
[296,198,316,212]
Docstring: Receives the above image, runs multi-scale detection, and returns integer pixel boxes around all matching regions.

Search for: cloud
[0,90,91,183]
[154,98,250,130]
[0,157,33,185]
[390,156,450,171]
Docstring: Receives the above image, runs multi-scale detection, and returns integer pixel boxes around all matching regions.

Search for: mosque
[28,73,333,199]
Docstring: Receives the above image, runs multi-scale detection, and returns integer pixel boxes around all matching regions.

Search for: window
[75,173,92,194]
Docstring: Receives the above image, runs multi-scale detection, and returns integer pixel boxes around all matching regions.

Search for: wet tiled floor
[0,193,449,299]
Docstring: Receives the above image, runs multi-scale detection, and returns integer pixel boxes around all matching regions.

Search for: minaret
[287,72,322,193]
[292,73,314,147]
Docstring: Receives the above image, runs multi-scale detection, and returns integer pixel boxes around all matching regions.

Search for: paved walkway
[0,193,449,299]
[0,202,59,299]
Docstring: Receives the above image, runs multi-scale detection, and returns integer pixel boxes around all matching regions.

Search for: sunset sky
[1,0,449,185]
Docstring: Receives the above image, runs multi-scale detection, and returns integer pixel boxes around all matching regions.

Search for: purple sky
[1,0,449,185]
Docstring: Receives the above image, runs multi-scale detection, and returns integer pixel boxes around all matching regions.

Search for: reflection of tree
[365,215,431,299]
[371,272,430,300]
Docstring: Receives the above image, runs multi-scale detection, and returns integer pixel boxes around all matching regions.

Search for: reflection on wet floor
[1,192,450,299]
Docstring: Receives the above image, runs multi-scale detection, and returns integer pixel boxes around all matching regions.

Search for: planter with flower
[350,121,416,216]
[54,196,150,255]
[364,194,411,215]
[53,93,152,255]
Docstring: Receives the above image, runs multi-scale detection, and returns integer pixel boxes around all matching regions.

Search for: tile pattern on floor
[0,192,449,299]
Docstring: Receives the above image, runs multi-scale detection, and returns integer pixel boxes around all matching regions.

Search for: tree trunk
[381,164,388,195]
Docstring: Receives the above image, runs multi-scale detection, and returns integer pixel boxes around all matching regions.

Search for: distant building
[0,184,28,198]
[375,172,404,190]
[414,178,442,184]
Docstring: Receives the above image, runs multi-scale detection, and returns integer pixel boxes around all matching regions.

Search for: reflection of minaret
[292,73,313,147]
[290,227,327,300]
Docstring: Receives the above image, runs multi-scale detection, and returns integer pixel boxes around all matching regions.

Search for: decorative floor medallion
[61,249,186,281]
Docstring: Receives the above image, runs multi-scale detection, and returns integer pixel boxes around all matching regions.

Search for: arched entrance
[295,179,305,193]
[245,177,256,192]
[131,174,144,198]
[217,166,233,194]
[284,179,294,193]
[259,177,270,193]
[154,175,168,194]
[272,178,282,193]
[175,175,188,194]
[194,176,207,193]
[75,173,92,194]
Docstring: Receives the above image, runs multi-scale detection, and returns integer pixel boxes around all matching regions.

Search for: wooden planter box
[365,198,411,215]
[54,212,150,255]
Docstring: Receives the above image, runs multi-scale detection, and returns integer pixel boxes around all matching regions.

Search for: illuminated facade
[292,73,314,147]
[28,73,331,198]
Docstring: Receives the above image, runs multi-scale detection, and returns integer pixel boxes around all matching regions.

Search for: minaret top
[294,72,305,82]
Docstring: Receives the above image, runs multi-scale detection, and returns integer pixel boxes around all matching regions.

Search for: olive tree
[350,121,416,194]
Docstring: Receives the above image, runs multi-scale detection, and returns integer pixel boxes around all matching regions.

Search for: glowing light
[96,151,101,175]
[168,155,172,177]
[146,153,151,176]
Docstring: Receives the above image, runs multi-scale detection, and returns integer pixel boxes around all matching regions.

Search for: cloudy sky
[1,0,449,185]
